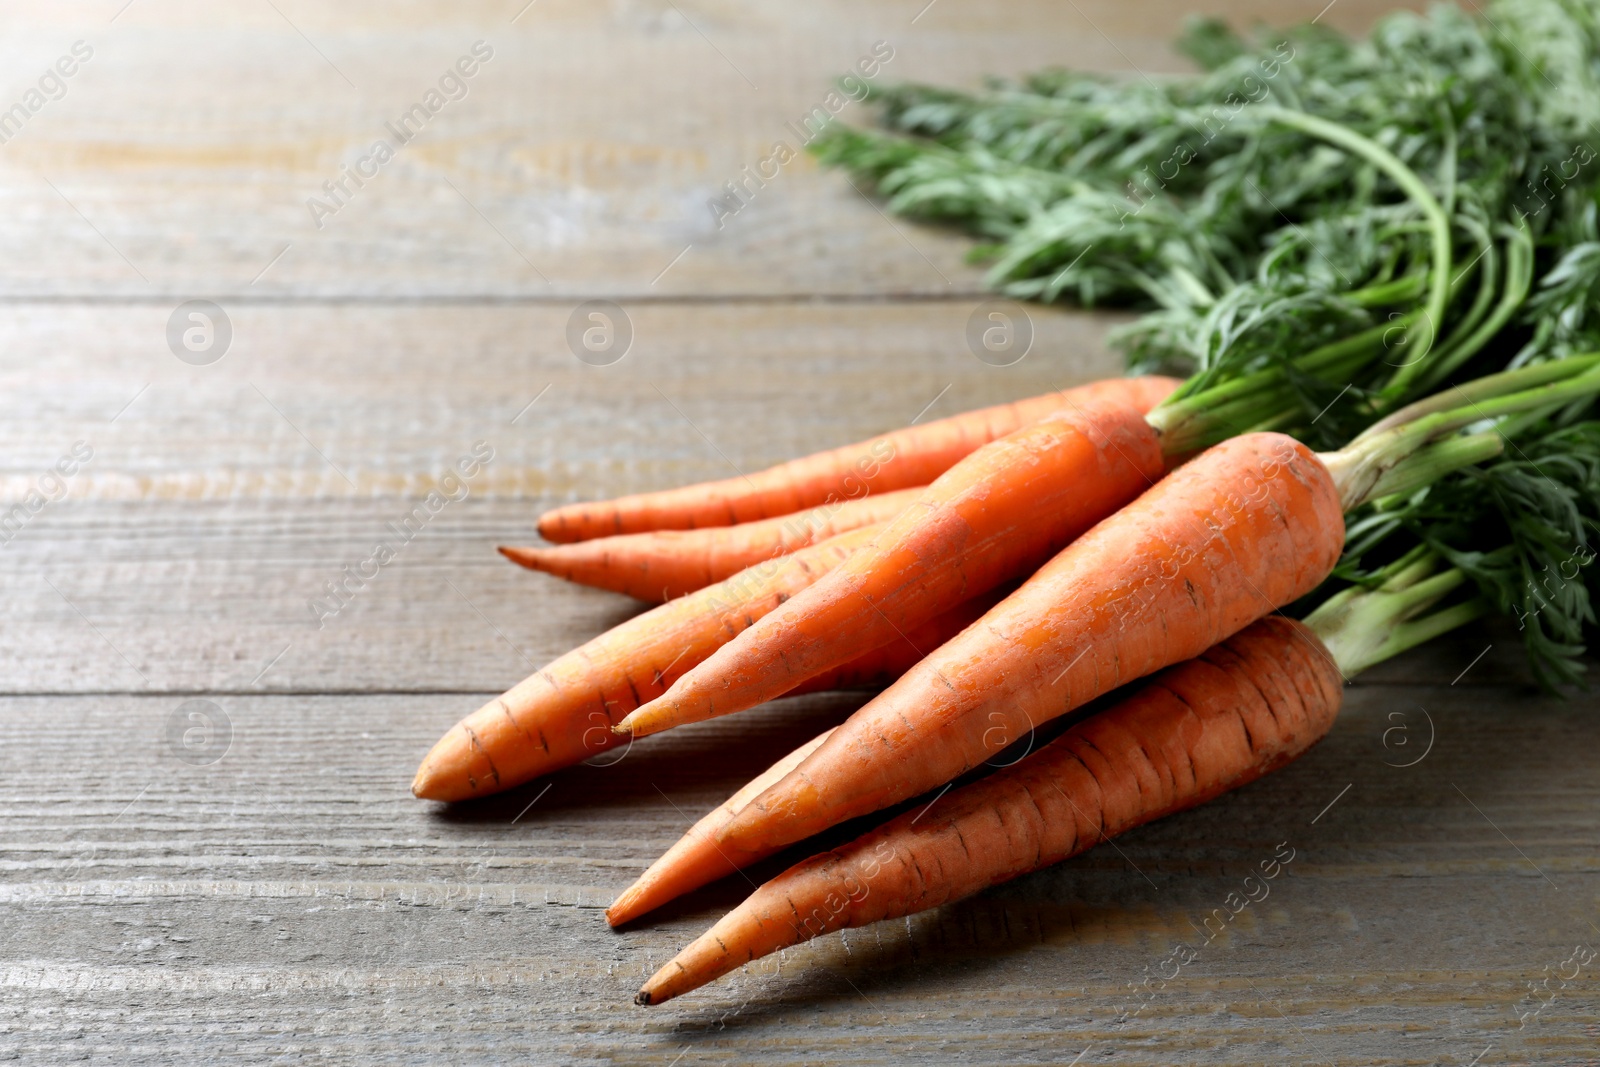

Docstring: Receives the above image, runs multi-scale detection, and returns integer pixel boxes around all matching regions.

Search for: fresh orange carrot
[412,525,881,803]
[616,398,1168,739]
[500,488,924,602]
[634,616,1342,1004]
[715,432,1346,853]
[605,585,1010,926]
[537,376,1179,542]
[624,364,1574,990]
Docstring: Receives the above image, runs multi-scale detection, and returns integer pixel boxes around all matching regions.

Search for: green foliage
[815,0,1600,684]
[818,0,1600,406]
[1518,203,1600,364]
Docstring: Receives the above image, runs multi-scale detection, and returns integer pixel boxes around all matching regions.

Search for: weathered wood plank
[0,0,1422,300]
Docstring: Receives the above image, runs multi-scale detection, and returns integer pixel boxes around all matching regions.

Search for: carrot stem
[1148,320,1399,446]
[1364,431,1505,501]
[1151,107,1461,448]
[1347,269,1429,308]
[1413,220,1534,393]
[1305,556,1473,676]
[1371,598,1491,666]
[1257,106,1454,391]
[1353,354,1600,443]
[1323,360,1600,509]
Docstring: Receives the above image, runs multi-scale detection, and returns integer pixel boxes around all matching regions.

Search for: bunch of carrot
[406,0,1600,1007]
[413,354,1600,1005]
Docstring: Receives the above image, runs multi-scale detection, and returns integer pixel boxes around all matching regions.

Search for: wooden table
[4,1,1597,1063]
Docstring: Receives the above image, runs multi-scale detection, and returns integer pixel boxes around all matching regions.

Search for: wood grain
[5,2,1596,1064]
[2,685,1596,1064]
[0,0,1422,300]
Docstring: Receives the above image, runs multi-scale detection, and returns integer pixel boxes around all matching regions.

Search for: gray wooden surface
[5,1,1599,1064]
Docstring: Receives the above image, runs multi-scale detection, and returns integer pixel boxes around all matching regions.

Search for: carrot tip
[634,991,653,1006]
[604,891,635,928]
[610,720,633,736]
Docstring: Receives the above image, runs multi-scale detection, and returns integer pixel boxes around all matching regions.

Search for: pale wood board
[6,1,1600,1064]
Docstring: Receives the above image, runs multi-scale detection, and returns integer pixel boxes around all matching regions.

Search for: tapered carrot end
[410,757,465,802]
[604,844,722,928]
[498,545,553,572]
[636,911,777,1004]
[635,957,698,1006]
[605,884,646,928]
[717,776,820,852]
[535,510,588,544]
[613,709,650,737]
[614,698,686,739]
[411,726,495,803]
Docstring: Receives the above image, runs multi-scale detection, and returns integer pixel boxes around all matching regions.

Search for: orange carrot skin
[722,432,1346,853]
[501,488,924,603]
[785,585,1008,696]
[621,400,1168,738]
[638,617,1342,1004]
[604,587,1008,928]
[411,525,881,804]
[538,376,1180,542]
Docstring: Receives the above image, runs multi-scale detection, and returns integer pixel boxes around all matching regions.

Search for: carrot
[537,376,1180,542]
[715,432,1347,852]
[500,488,924,602]
[616,398,1168,738]
[635,616,1343,1004]
[605,585,1011,926]
[412,524,880,803]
